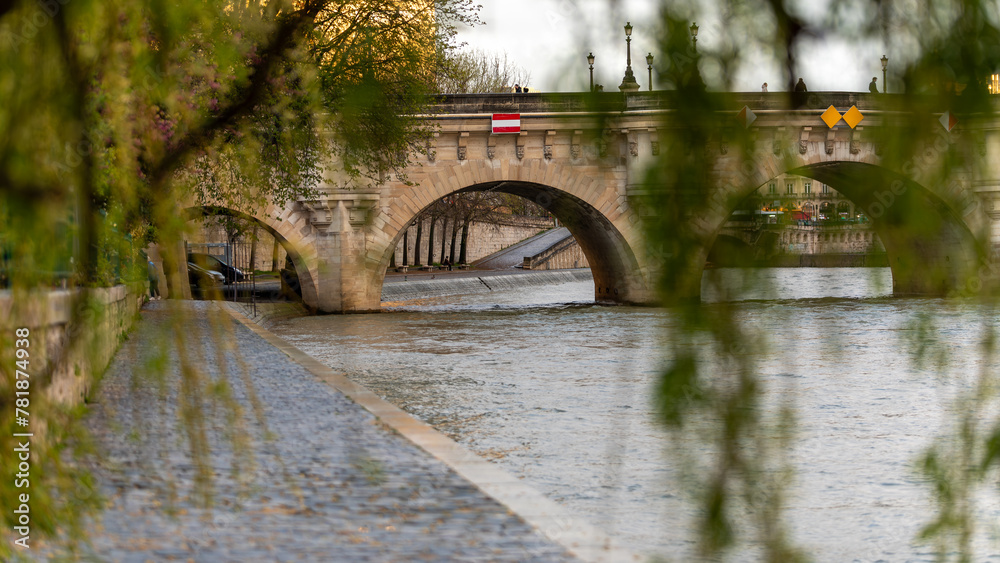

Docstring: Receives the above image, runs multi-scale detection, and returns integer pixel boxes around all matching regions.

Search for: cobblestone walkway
[41,301,577,562]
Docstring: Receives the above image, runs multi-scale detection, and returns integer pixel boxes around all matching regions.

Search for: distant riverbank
[710,252,889,268]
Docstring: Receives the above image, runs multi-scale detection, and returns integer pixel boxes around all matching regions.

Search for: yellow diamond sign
[821,106,842,128]
[843,106,864,129]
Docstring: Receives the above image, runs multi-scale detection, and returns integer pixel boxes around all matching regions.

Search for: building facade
[754,174,862,222]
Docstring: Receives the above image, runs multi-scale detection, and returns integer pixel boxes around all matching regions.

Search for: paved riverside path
[41,301,580,562]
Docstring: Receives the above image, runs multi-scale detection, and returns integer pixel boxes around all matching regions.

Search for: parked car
[187,252,245,284]
[188,262,225,288]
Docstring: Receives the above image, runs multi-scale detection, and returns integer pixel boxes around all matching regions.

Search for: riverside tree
[0,0,478,555]
[436,48,532,93]
[641,1,1000,561]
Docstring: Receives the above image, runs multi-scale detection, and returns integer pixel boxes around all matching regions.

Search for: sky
[454,0,893,93]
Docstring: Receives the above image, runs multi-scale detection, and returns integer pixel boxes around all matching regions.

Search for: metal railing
[186,241,257,317]
[227,241,257,317]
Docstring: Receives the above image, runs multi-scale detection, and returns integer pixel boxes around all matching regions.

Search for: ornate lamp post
[690,22,699,51]
[618,22,639,92]
[646,52,654,91]
[880,54,888,93]
[588,52,595,92]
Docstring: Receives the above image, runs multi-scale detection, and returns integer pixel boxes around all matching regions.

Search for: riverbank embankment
[36,300,635,562]
[759,253,889,268]
[0,283,146,404]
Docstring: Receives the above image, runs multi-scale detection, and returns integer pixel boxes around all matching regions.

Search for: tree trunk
[448,220,458,265]
[248,224,259,274]
[426,216,436,265]
[402,228,409,265]
[414,217,423,266]
[459,220,470,264]
[162,240,192,300]
[439,217,449,263]
[271,238,280,271]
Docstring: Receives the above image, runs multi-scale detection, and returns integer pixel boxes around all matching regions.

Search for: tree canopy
[641,1,1000,560]
[0,0,479,555]
[0,0,480,288]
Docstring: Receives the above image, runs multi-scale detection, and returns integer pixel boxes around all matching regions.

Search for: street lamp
[880,54,888,93]
[690,22,699,51]
[646,52,654,91]
[618,22,639,92]
[587,52,595,92]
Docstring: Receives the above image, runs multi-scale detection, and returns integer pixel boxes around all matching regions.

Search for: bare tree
[424,191,550,265]
[426,213,438,265]
[436,49,531,93]
[413,218,423,265]
[449,191,516,263]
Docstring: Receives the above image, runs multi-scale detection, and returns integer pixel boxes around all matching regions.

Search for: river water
[268,268,1000,561]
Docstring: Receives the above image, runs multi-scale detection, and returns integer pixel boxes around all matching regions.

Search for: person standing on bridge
[795,78,807,92]
[762,82,768,92]
[869,77,879,93]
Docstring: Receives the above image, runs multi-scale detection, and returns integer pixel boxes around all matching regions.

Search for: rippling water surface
[268,268,1000,561]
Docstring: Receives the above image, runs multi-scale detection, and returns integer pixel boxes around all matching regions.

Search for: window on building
[786,183,794,194]
[821,184,830,194]
[804,182,811,194]
[768,183,776,194]
[991,73,1000,94]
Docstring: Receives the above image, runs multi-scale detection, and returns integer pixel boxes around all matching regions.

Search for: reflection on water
[268,268,1000,561]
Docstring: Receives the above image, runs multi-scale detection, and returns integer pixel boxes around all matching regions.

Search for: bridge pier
[307,231,383,313]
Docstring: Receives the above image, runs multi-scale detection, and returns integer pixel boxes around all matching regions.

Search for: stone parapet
[0,283,146,405]
[522,234,591,271]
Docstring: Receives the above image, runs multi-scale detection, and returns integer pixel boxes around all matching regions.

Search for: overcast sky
[455,0,892,93]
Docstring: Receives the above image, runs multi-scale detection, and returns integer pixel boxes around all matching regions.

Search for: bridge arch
[368,160,653,307]
[705,158,990,297]
[182,205,322,309]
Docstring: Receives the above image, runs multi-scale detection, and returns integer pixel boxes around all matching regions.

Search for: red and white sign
[492,113,521,134]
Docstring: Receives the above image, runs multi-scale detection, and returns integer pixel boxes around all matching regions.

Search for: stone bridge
[191,92,1000,312]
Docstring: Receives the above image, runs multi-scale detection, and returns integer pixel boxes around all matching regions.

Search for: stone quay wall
[775,224,885,255]
[0,283,146,406]
[393,216,556,266]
